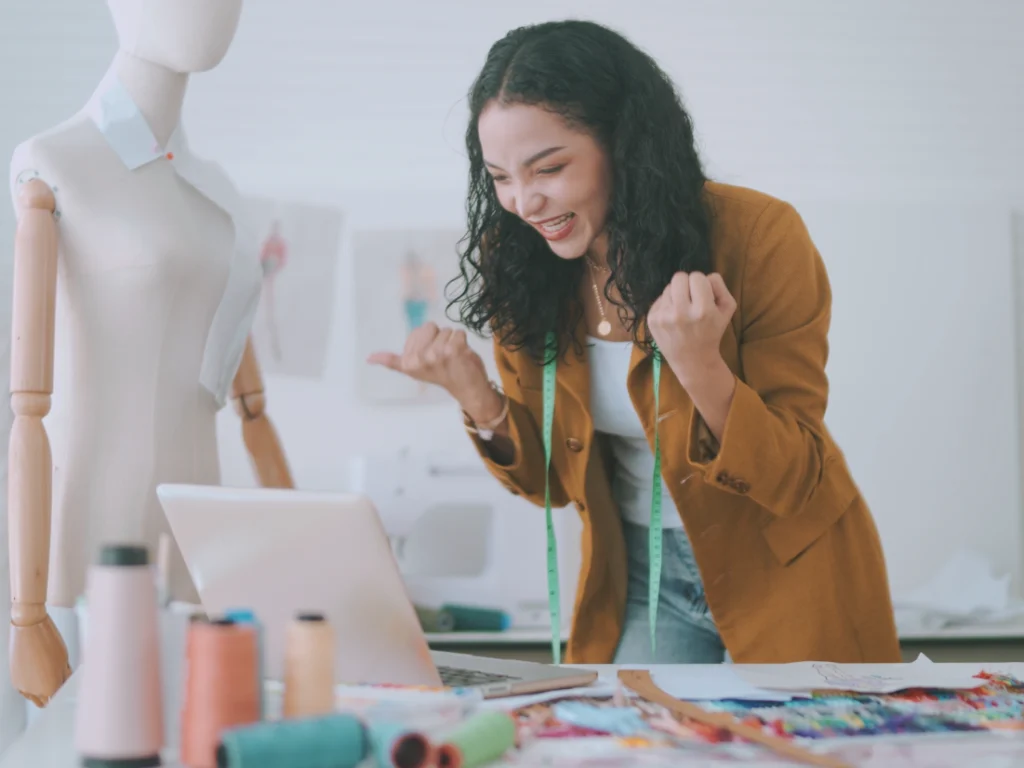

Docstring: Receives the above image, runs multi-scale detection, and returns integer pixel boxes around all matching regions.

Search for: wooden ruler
[617,670,853,768]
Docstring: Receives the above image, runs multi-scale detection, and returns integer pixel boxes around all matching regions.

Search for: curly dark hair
[446,19,714,363]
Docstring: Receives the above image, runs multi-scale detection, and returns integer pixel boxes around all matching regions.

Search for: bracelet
[463,382,509,440]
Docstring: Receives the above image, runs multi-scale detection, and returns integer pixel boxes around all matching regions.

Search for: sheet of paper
[485,666,793,710]
[732,654,988,694]
[646,665,795,702]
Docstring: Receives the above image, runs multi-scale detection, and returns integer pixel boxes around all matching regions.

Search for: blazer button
[733,480,750,494]
[716,471,730,485]
[566,438,584,452]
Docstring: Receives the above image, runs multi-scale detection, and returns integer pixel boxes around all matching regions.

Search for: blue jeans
[613,521,727,664]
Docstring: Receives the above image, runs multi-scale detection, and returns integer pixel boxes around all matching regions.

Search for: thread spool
[441,604,511,632]
[369,721,435,768]
[224,608,265,719]
[74,543,164,767]
[215,714,369,768]
[435,711,517,768]
[181,617,261,768]
[283,612,335,718]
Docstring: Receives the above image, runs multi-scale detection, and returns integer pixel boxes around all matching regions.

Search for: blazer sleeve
[687,200,835,518]
[465,338,570,509]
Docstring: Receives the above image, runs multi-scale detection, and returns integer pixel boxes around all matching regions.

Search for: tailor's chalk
[369,721,434,768]
[435,711,516,768]
[441,604,511,632]
[216,713,368,768]
[225,609,265,720]
[414,605,455,633]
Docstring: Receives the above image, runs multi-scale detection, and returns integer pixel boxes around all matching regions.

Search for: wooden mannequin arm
[9,179,58,623]
[231,336,294,488]
[8,177,71,705]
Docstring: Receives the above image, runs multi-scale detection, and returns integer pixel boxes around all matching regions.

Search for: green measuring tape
[542,331,663,665]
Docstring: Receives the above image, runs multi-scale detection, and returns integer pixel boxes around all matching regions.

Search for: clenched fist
[648,272,736,381]
[367,322,499,422]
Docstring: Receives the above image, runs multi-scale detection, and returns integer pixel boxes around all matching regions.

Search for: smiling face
[478,100,612,263]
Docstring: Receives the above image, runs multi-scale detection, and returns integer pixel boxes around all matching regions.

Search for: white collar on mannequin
[84,70,264,410]
[85,70,242,227]
[86,71,187,171]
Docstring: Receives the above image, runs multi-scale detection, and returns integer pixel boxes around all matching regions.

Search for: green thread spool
[369,721,433,768]
[435,711,516,768]
[414,605,455,633]
[216,713,368,768]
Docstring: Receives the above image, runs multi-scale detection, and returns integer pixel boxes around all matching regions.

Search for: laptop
[156,483,597,699]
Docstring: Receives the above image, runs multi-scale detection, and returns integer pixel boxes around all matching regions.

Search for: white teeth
[541,213,573,231]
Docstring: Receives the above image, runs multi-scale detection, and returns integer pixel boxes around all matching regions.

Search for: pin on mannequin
[6,0,292,708]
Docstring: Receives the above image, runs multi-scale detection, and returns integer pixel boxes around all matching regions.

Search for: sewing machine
[347,447,581,630]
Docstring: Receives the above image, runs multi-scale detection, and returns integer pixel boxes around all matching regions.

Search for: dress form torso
[7,71,262,607]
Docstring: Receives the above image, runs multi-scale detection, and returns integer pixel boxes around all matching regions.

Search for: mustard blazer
[467,182,902,665]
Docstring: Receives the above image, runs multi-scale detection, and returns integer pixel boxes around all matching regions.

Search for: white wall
[2,0,1024,616]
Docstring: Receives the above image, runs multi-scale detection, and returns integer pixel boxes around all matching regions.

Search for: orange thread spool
[180,617,261,768]
[283,612,336,718]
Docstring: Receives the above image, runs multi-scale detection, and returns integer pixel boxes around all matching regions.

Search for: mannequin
[5,0,292,708]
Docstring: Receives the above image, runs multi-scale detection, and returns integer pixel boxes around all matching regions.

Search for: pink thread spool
[74,544,164,766]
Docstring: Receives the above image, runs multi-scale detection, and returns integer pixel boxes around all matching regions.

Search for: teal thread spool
[225,608,265,719]
[441,604,510,632]
[216,713,368,768]
[369,721,433,768]
[435,711,516,768]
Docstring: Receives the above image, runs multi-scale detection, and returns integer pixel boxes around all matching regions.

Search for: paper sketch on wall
[245,197,343,379]
[354,229,491,404]
[259,220,288,360]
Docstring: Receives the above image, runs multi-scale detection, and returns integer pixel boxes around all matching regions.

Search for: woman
[369,20,901,665]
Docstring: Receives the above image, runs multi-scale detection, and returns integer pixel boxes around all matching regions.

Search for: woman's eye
[538,165,565,175]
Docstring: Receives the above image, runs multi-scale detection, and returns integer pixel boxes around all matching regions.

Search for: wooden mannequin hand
[10,610,73,707]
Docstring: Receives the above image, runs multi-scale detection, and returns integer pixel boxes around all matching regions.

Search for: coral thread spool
[283,612,336,718]
[224,608,265,719]
[74,543,164,767]
[180,617,261,768]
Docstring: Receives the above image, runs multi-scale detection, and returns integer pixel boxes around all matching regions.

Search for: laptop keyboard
[437,665,522,688]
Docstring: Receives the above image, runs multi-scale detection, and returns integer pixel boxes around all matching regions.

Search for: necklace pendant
[597,319,612,337]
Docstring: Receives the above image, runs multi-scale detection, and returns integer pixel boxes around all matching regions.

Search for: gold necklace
[586,258,612,337]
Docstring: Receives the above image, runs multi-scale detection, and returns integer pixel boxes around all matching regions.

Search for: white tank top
[587,336,683,528]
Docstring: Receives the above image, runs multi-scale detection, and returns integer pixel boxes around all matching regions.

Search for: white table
[7,663,1024,767]
[422,622,1024,664]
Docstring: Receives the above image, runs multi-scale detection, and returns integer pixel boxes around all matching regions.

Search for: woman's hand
[648,272,736,382]
[367,323,501,423]
[649,272,737,441]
